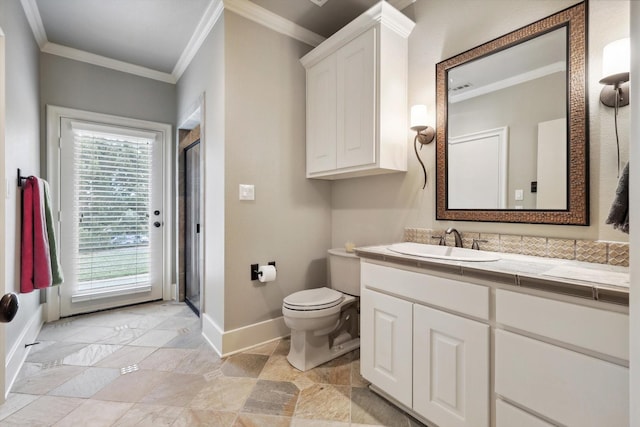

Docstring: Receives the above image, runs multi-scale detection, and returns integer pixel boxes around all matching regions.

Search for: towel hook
[17,169,28,187]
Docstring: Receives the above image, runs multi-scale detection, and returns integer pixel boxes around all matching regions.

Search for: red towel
[21,177,52,293]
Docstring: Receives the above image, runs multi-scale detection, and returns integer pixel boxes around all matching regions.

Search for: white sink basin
[387,242,500,262]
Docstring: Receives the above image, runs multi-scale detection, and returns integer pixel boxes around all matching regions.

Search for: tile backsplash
[403,227,629,267]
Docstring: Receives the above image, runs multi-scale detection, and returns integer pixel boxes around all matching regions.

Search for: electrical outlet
[515,189,524,201]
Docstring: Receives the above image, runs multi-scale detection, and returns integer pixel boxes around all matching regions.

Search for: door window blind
[72,127,153,296]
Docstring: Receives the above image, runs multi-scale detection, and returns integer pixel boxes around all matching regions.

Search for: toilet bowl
[282,249,360,371]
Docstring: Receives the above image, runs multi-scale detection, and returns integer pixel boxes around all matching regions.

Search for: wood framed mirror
[435,2,588,225]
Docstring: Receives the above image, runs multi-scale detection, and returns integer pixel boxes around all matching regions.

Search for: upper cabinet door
[336,28,376,169]
[306,54,337,174]
[413,304,490,427]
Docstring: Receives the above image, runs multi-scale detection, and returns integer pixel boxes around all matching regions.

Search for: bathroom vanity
[356,245,629,427]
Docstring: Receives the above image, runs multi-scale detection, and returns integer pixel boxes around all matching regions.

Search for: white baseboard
[5,305,44,397]
[201,313,289,358]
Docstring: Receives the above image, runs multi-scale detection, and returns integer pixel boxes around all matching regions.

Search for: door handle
[0,293,18,323]
[154,221,162,228]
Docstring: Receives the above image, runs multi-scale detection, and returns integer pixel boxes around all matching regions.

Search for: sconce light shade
[600,38,630,85]
[599,38,630,108]
[410,105,428,130]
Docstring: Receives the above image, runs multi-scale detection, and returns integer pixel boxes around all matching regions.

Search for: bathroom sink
[387,242,500,262]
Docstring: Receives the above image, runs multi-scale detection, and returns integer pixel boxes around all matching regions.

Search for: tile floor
[0,301,426,426]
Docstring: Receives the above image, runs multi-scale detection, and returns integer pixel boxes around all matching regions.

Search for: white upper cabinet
[301,2,415,179]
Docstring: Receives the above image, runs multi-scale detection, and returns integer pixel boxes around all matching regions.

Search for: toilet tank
[328,248,360,296]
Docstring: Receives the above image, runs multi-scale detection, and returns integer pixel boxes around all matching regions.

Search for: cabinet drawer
[496,289,628,360]
[362,262,489,319]
[496,399,554,427]
[495,329,629,427]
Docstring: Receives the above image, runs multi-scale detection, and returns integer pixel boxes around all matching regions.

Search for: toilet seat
[283,287,343,311]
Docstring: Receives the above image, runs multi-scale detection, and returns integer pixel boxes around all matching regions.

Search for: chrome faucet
[445,227,463,247]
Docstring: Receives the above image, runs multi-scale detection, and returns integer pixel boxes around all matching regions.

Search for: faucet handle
[471,239,488,250]
[431,235,445,246]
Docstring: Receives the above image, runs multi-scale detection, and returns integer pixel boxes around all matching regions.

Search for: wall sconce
[410,105,435,189]
[599,37,630,176]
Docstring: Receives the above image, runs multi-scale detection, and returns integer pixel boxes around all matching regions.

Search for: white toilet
[282,248,360,371]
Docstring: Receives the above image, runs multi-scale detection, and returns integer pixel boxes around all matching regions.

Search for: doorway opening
[178,125,201,316]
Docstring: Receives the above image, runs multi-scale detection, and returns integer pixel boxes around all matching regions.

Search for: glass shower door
[185,141,200,315]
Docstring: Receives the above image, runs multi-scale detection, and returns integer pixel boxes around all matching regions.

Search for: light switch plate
[239,184,255,201]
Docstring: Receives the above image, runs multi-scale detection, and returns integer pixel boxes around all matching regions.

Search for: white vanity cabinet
[494,289,629,427]
[361,262,490,427]
[300,2,414,179]
[359,258,629,427]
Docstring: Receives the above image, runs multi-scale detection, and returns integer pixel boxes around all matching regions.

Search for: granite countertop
[355,244,630,305]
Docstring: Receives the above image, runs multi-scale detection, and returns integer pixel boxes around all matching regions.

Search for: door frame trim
[45,105,173,321]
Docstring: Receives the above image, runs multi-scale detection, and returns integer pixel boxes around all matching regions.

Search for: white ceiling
[23,0,415,84]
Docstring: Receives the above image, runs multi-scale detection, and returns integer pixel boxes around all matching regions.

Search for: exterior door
[58,117,165,316]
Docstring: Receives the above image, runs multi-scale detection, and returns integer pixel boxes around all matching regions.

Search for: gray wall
[176,10,332,334]
[331,0,630,248]
[224,12,331,330]
[176,14,227,329]
[0,0,44,389]
[40,54,176,125]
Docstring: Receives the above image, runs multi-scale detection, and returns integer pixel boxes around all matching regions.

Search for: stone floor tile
[294,383,350,423]
[111,403,183,426]
[154,316,200,331]
[12,365,86,395]
[258,355,304,383]
[26,342,88,364]
[129,329,179,347]
[242,340,279,356]
[242,380,299,417]
[234,413,291,427]
[61,343,123,366]
[272,339,290,357]
[95,345,156,368]
[139,372,208,407]
[172,408,237,427]
[53,399,132,426]
[0,393,39,422]
[221,354,269,378]
[290,419,350,427]
[173,349,222,375]
[92,369,171,403]
[190,377,257,412]
[48,367,121,398]
[0,395,84,426]
[137,348,193,371]
[351,387,417,427]
[163,329,207,349]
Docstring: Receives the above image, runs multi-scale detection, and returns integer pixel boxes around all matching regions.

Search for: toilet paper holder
[251,261,276,281]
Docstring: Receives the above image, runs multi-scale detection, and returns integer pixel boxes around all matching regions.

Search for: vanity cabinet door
[306,54,337,174]
[413,304,490,427]
[361,288,412,408]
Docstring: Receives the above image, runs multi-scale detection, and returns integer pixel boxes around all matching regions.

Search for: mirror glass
[435,2,588,224]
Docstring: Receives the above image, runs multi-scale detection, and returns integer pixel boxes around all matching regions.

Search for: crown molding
[20,0,47,48]
[387,0,416,11]
[223,0,326,47]
[21,0,327,84]
[173,0,224,81]
[300,1,414,68]
[42,42,176,84]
